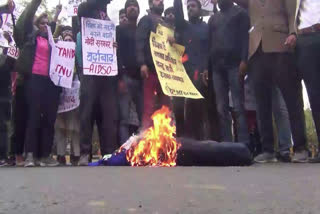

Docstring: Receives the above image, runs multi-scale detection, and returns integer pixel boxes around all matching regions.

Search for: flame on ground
[126,106,181,167]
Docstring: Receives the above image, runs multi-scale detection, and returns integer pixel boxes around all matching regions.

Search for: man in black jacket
[208,0,250,143]
[77,0,119,166]
[117,0,142,144]
[136,0,170,129]
[173,0,215,140]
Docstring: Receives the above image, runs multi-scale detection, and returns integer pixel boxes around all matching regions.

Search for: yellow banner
[150,25,203,99]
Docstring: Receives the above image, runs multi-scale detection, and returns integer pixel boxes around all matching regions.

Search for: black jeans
[296,32,320,146]
[0,102,10,160]
[24,75,61,158]
[10,84,28,156]
[79,76,118,156]
[248,48,307,153]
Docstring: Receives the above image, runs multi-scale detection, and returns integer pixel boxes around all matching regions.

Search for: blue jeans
[212,65,249,142]
[272,87,292,152]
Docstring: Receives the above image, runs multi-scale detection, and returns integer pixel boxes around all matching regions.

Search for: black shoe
[39,156,59,167]
[70,155,80,166]
[57,156,66,166]
[6,156,16,166]
[277,151,291,163]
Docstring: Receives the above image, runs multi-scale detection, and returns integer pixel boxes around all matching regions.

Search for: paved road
[0,164,319,214]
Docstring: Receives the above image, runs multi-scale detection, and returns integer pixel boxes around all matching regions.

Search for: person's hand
[140,64,149,79]
[3,31,12,43]
[113,41,118,49]
[56,4,62,16]
[118,79,127,94]
[167,36,176,46]
[202,70,209,87]
[211,0,218,4]
[7,0,15,13]
[284,34,297,49]
[239,60,247,84]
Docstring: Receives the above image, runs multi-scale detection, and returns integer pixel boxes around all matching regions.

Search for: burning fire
[126,106,181,167]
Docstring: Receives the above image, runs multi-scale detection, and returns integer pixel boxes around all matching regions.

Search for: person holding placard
[76,0,118,166]
[136,0,171,129]
[173,0,212,140]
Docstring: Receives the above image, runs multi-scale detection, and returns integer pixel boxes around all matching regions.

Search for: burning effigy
[89,106,253,167]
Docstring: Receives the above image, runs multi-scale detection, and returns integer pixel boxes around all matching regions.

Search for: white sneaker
[292,150,309,163]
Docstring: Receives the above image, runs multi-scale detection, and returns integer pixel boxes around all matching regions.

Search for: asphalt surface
[0,164,319,214]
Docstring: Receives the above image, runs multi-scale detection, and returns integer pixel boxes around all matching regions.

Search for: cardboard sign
[58,80,80,113]
[7,42,19,59]
[48,26,75,89]
[1,3,23,33]
[81,17,118,76]
[150,25,203,99]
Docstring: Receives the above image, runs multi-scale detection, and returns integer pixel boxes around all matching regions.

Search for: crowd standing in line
[0,0,319,167]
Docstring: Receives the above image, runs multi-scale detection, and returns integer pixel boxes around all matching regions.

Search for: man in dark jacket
[77,0,119,166]
[136,0,170,129]
[117,0,142,144]
[208,0,250,143]
[0,0,15,167]
[173,0,215,140]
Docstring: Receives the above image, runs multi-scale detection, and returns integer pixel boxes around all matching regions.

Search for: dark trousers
[118,75,143,145]
[80,76,118,156]
[248,48,307,153]
[24,75,61,158]
[10,84,28,156]
[0,102,10,160]
[172,97,185,137]
[296,32,320,146]
[184,77,218,141]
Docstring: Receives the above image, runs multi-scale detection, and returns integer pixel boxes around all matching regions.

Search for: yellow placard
[150,25,203,99]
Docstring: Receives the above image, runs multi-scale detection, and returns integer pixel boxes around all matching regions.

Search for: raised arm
[14,0,41,48]
[174,0,187,32]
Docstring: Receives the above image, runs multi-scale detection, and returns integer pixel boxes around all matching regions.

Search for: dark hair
[35,13,48,27]
[164,7,174,16]
[119,8,126,16]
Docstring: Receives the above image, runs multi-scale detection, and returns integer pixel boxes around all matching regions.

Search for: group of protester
[0,0,319,167]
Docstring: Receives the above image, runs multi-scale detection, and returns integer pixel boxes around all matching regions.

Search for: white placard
[67,0,84,17]
[48,26,75,89]
[7,41,19,59]
[58,80,80,113]
[1,3,23,33]
[81,17,118,76]
[0,29,9,47]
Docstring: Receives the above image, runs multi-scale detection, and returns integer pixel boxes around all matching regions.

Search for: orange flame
[126,106,181,167]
